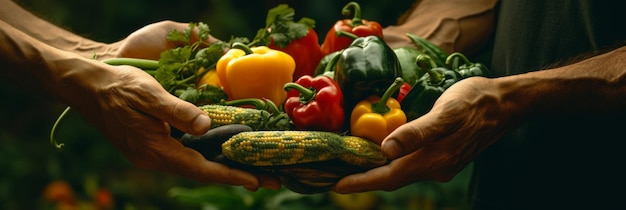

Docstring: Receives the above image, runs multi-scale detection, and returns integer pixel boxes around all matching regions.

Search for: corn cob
[222,131,387,167]
[199,104,291,131]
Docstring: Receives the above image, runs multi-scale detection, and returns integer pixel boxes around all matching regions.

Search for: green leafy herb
[154,22,234,105]
[252,4,315,48]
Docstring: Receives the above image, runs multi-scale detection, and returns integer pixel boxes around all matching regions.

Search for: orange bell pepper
[350,77,406,145]
[216,43,295,106]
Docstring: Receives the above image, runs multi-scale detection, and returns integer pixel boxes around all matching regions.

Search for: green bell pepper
[406,33,449,67]
[313,51,341,78]
[332,34,403,109]
[394,46,426,87]
[445,52,490,78]
[400,54,461,121]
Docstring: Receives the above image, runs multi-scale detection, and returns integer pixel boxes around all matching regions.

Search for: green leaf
[178,87,199,103]
[196,85,228,105]
[159,46,192,65]
[265,4,294,27]
[166,30,188,43]
[195,41,228,69]
[259,4,316,48]
[154,65,178,90]
[196,22,211,41]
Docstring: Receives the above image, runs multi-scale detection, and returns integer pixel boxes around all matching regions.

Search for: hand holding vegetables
[335,76,505,194]
[24,20,281,190]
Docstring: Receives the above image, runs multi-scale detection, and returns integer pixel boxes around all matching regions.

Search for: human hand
[79,21,279,190]
[113,20,220,60]
[65,62,279,191]
[334,77,518,193]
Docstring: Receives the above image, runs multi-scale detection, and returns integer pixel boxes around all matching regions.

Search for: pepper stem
[342,2,363,26]
[323,50,342,73]
[335,29,359,40]
[220,98,282,115]
[445,52,472,66]
[416,54,444,85]
[231,42,254,55]
[284,83,316,104]
[221,98,269,110]
[372,77,404,114]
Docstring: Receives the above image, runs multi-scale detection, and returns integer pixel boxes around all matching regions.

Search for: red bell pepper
[255,4,324,81]
[320,1,384,55]
[283,75,345,132]
[397,82,411,103]
[269,28,324,81]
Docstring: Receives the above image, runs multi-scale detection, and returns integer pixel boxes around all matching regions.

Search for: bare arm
[335,45,626,193]
[0,19,276,190]
[383,0,498,55]
[0,0,119,59]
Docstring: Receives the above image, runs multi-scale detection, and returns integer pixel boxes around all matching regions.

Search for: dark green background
[1,1,474,209]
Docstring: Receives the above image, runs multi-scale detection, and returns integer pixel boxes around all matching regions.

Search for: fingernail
[382,139,402,159]
[191,114,211,134]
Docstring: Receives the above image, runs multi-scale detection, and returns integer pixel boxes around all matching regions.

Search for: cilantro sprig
[155,22,233,105]
[251,4,315,48]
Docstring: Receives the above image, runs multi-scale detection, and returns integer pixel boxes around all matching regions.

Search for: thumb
[381,114,438,160]
[164,96,211,136]
[146,90,212,136]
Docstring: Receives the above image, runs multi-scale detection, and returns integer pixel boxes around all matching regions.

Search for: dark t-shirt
[471,1,626,209]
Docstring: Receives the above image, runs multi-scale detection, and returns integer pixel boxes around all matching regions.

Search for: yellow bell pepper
[350,77,407,144]
[195,67,221,88]
[216,43,295,106]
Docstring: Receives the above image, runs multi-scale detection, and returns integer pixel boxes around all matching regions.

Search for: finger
[110,66,211,136]
[147,91,211,136]
[257,173,282,190]
[381,113,442,160]
[151,136,260,189]
[333,153,420,193]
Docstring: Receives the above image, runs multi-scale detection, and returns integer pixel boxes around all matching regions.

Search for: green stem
[323,51,342,74]
[49,106,71,150]
[221,98,269,110]
[231,42,254,55]
[372,77,404,114]
[445,52,472,66]
[342,2,363,26]
[265,99,282,114]
[101,58,160,70]
[144,70,157,76]
[284,82,316,104]
[221,98,282,115]
[416,54,444,85]
[335,29,359,40]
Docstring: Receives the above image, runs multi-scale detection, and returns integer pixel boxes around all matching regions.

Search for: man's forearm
[383,0,498,55]
[0,0,119,59]
[0,19,108,103]
[495,46,626,120]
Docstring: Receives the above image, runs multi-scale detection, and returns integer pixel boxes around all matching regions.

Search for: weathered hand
[64,62,278,191]
[113,20,220,60]
[334,77,518,193]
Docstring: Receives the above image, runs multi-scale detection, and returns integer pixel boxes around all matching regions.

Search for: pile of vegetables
[49,2,489,194]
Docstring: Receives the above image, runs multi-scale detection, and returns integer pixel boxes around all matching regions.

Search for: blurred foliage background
[0,0,474,209]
